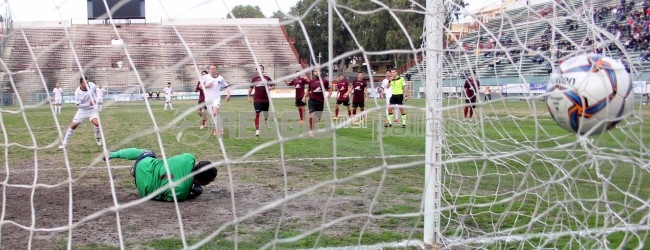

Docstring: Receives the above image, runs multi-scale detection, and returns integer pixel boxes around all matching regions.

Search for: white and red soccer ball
[546,54,633,135]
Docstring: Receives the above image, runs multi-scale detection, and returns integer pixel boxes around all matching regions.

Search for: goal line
[1,154,427,173]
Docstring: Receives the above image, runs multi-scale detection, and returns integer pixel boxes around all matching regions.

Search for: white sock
[386,105,395,120]
[164,103,168,109]
[94,126,100,139]
[169,103,173,109]
[62,127,74,145]
[98,104,102,112]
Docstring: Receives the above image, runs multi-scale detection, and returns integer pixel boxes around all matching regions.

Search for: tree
[281,0,467,69]
[228,5,266,18]
[270,10,288,19]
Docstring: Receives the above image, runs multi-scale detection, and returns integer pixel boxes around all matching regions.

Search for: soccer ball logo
[546,54,633,135]
[171,104,212,145]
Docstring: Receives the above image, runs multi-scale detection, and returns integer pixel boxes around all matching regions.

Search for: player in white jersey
[380,70,394,123]
[96,84,106,112]
[59,77,102,148]
[200,64,231,136]
[163,82,174,110]
[85,78,97,99]
[52,82,63,114]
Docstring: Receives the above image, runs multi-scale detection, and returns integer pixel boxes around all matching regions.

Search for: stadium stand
[0,18,301,104]
[404,0,648,87]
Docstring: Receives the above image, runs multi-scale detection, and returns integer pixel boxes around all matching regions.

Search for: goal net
[0,0,647,249]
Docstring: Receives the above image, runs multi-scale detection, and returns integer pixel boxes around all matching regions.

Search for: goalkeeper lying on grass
[105,148,217,201]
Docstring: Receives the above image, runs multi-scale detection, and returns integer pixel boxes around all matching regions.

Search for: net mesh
[0,0,647,249]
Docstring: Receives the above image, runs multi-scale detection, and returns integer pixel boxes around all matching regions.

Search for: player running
[201,64,231,136]
[303,69,332,138]
[59,77,102,148]
[195,71,208,129]
[285,70,309,124]
[247,65,275,137]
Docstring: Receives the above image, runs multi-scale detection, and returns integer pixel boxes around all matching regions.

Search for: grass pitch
[0,96,647,249]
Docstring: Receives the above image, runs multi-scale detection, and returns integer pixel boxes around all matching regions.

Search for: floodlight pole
[424,0,444,248]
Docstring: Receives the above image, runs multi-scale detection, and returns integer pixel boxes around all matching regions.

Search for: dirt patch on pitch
[0,161,400,248]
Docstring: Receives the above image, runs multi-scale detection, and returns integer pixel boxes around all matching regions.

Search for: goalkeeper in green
[105,148,217,201]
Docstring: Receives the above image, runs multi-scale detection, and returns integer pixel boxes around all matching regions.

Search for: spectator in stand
[532,52,544,65]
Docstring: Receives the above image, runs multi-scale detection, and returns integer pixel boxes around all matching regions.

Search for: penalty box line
[2,154,426,173]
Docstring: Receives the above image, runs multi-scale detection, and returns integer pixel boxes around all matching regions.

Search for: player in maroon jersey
[333,73,352,120]
[351,72,368,123]
[463,71,480,119]
[194,71,208,129]
[285,70,309,124]
[247,65,275,137]
[302,69,331,138]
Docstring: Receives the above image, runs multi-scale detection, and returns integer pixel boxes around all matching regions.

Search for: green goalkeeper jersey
[109,148,195,201]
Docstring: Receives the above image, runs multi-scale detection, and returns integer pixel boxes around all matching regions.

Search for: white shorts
[165,96,172,102]
[54,97,62,105]
[96,97,103,104]
[72,108,99,123]
[208,99,221,109]
[385,94,393,107]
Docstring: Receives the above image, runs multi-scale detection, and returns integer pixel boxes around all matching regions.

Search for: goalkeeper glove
[187,184,203,199]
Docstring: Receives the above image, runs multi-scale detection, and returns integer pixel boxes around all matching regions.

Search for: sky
[2,0,500,22]
[2,0,301,21]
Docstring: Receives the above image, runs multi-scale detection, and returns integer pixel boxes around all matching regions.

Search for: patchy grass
[0,97,648,249]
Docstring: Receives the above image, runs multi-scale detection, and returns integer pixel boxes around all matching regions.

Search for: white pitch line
[0,154,426,173]
[305,240,425,250]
